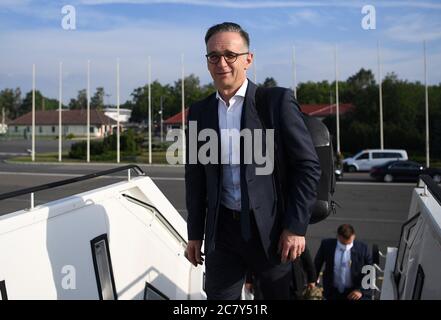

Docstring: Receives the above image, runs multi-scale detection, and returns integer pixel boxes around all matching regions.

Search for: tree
[0,88,21,119]
[129,86,148,123]
[68,89,87,109]
[129,80,173,123]
[259,77,278,88]
[347,68,376,89]
[322,69,441,160]
[20,90,43,116]
[18,90,60,116]
[128,74,215,124]
[170,74,206,113]
[297,80,332,104]
[90,87,105,110]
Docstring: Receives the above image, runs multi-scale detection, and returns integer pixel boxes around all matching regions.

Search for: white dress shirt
[333,241,353,293]
[217,79,248,211]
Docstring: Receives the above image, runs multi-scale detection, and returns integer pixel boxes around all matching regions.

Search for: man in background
[314,224,373,300]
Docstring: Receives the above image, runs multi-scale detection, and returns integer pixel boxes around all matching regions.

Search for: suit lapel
[350,242,358,276]
[203,94,221,164]
[241,80,259,131]
[330,239,337,276]
[241,81,261,179]
[202,94,222,205]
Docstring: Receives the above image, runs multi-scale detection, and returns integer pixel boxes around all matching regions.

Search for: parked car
[370,160,441,183]
[343,149,408,172]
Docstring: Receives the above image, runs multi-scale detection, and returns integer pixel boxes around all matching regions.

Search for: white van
[343,149,408,172]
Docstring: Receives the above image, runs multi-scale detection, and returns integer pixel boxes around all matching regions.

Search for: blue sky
[1,0,441,104]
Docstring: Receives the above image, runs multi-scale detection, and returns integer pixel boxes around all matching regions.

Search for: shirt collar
[337,240,354,252]
[216,78,248,102]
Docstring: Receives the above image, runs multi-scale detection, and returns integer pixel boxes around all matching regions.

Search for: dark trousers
[326,287,353,300]
[325,287,371,300]
[205,205,292,300]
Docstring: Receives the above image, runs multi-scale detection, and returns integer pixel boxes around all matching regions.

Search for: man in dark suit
[184,22,321,300]
[314,224,373,300]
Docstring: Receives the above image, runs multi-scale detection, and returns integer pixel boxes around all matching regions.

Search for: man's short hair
[205,22,250,49]
[337,224,355,240]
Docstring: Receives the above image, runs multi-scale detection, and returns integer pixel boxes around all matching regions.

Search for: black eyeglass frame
[205,51,250,64]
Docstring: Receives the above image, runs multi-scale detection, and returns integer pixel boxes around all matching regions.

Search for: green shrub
[69,141,87,159]
[68,129,139,160]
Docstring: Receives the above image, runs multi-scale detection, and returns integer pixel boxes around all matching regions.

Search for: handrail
[0,165,145,202]
[418,174,441,207]
[122,194,187,245]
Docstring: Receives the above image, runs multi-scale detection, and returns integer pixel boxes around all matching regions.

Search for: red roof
[301,103,354,117]
[164,103,354,125]
[9,110,117,126]
[164,108,189,125]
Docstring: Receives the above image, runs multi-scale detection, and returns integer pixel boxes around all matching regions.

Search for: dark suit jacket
[314,238,373,298]
[185,80,321,263]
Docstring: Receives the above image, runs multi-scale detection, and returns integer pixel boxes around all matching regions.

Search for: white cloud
[287,9,333,27]
[384,14,441,43]
[77,0,441,10]
[1,24,440,104]
[0,0,32,8]
[0,2,62,26]
[78,0,335,9]
[0,23,209,102]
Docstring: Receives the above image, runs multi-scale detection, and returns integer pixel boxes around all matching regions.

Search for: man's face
[338,235,355,245]
[206,31,253,91]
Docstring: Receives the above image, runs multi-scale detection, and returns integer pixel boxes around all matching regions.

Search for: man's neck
[217,79,247,104]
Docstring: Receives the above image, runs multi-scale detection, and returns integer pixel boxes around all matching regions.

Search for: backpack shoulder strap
[254,86,286,213]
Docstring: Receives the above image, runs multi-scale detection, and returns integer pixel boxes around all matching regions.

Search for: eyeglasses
[205,51,249,64]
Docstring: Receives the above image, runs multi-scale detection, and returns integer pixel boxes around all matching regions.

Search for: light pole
[377,41,384,150]
[334,44,341,155]
[424,40,430,168]
[159,96,164,143]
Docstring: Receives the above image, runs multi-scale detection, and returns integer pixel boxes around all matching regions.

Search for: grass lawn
[9,151,180,165]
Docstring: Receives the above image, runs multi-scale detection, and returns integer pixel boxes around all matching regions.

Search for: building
[300,103,354,121]
[8,109,117,138]
[164,108,189,133]
[103,108,132,124]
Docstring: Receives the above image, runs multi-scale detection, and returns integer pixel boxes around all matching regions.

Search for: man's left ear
[247,53,253,65]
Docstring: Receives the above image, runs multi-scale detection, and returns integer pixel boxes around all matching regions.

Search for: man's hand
[278,229,305,263]
[184,240,204,267]
[245,282,254,294]
[307,282,316,290]
[347,290,363,300]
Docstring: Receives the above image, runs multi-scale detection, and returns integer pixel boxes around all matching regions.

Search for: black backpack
[255,87,336,224]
